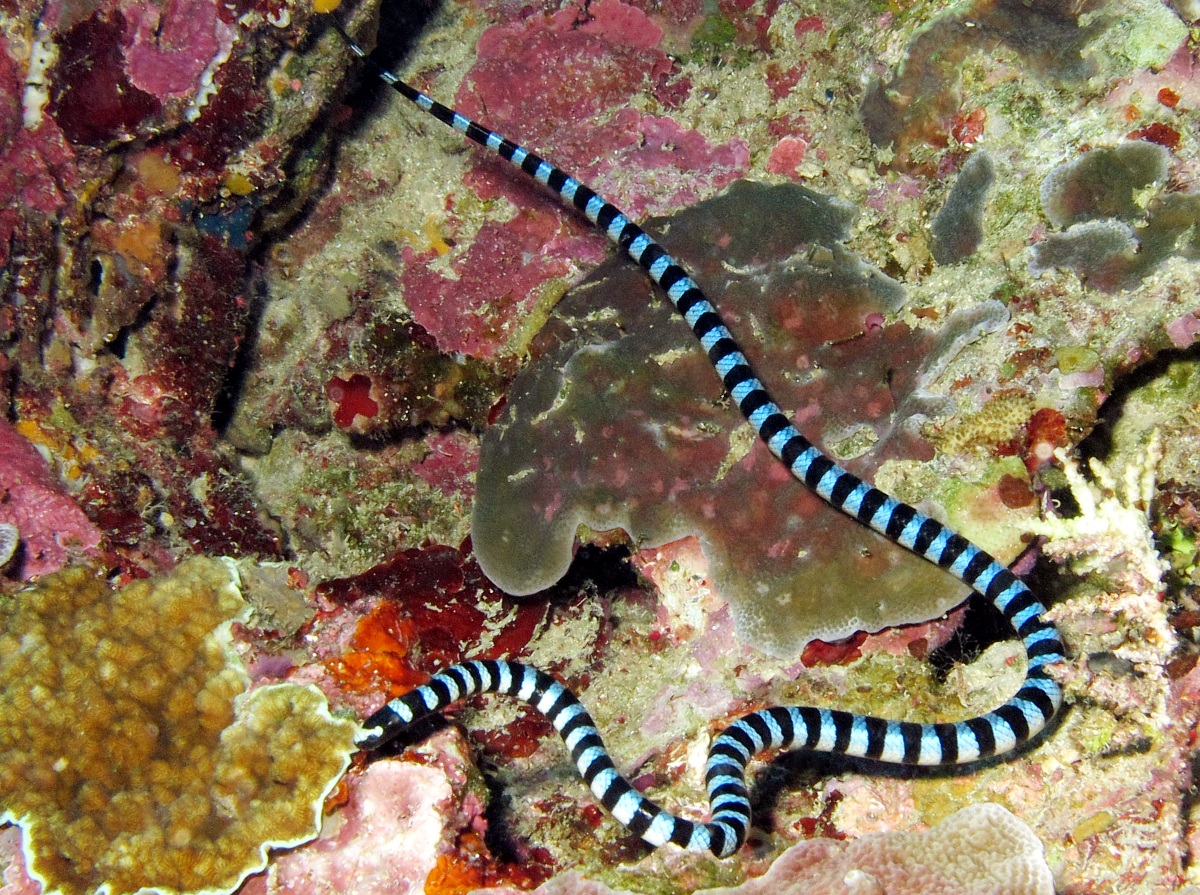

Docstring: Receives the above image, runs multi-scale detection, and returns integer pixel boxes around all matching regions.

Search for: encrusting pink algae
[2,0,1200,893]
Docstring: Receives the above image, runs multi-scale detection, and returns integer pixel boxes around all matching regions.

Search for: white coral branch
[1035,432,1177,738]
[1030,431,1167,591]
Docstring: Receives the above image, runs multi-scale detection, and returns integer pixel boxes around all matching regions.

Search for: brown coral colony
[0,559,358,895]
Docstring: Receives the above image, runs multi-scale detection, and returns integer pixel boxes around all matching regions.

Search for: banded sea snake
[333,15,1068,858]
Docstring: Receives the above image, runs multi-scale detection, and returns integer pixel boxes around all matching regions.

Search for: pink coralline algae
[0,420,103,579]
[1166,309,1200,348]
[44,0,238,146]
[474,804,1052,895]
[396,0,748,359]
[411,432,479,501]
[46,13,163,147]
[124,0,233,100]
[456,0,747,218]
[243,728,550,895]
[245,732,485,895]
[766,135,809,178]
[0,0,376,570]
[0,32,83,271]
[0,827,40,895]
[460,0,666,152]
[398,214,585,362]
[473,180,1010,656]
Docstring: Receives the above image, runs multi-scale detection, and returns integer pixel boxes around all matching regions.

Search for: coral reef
[1032,432,1168,590]
[0,0,376,575]
[1034,432,1177,732]
[2,0,1200,892]
[473,180,1009,656]
[475,803,1052,895]
[303,0,1199,887]
[860,0,1106,175]
[926,393,1036,457]
[0,558,359,895]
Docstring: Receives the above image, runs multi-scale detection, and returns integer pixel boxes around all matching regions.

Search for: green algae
[1088,0,1188,71]
[1057,346,1101,375]
[1102,356,1200,483]
[930,456,1038,559]
[690,13,736,57]
[249,431,473,578]
[1162,521,1199,586]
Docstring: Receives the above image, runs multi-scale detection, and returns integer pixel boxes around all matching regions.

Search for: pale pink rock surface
[244,730,484,895]
[473,804,1052,895]
[0,827,41,895]
[0,420,102,578]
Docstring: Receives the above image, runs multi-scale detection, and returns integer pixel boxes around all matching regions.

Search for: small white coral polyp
[0,557,359,895]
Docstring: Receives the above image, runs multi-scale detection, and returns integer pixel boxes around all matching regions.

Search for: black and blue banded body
[336,18,1066,859]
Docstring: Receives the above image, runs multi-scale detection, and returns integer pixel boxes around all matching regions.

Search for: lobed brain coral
[0,557,359,895]
[473,180,1008,656]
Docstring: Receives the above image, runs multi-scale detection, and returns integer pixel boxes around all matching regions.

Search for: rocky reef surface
[2,0,1200,893]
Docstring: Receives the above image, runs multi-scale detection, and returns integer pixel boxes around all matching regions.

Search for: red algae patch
[318,545,549,700]
[326,373,379,431]
[392,0,747,360]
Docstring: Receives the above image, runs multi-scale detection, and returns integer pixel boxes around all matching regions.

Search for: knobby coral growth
[0,557,359,895]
